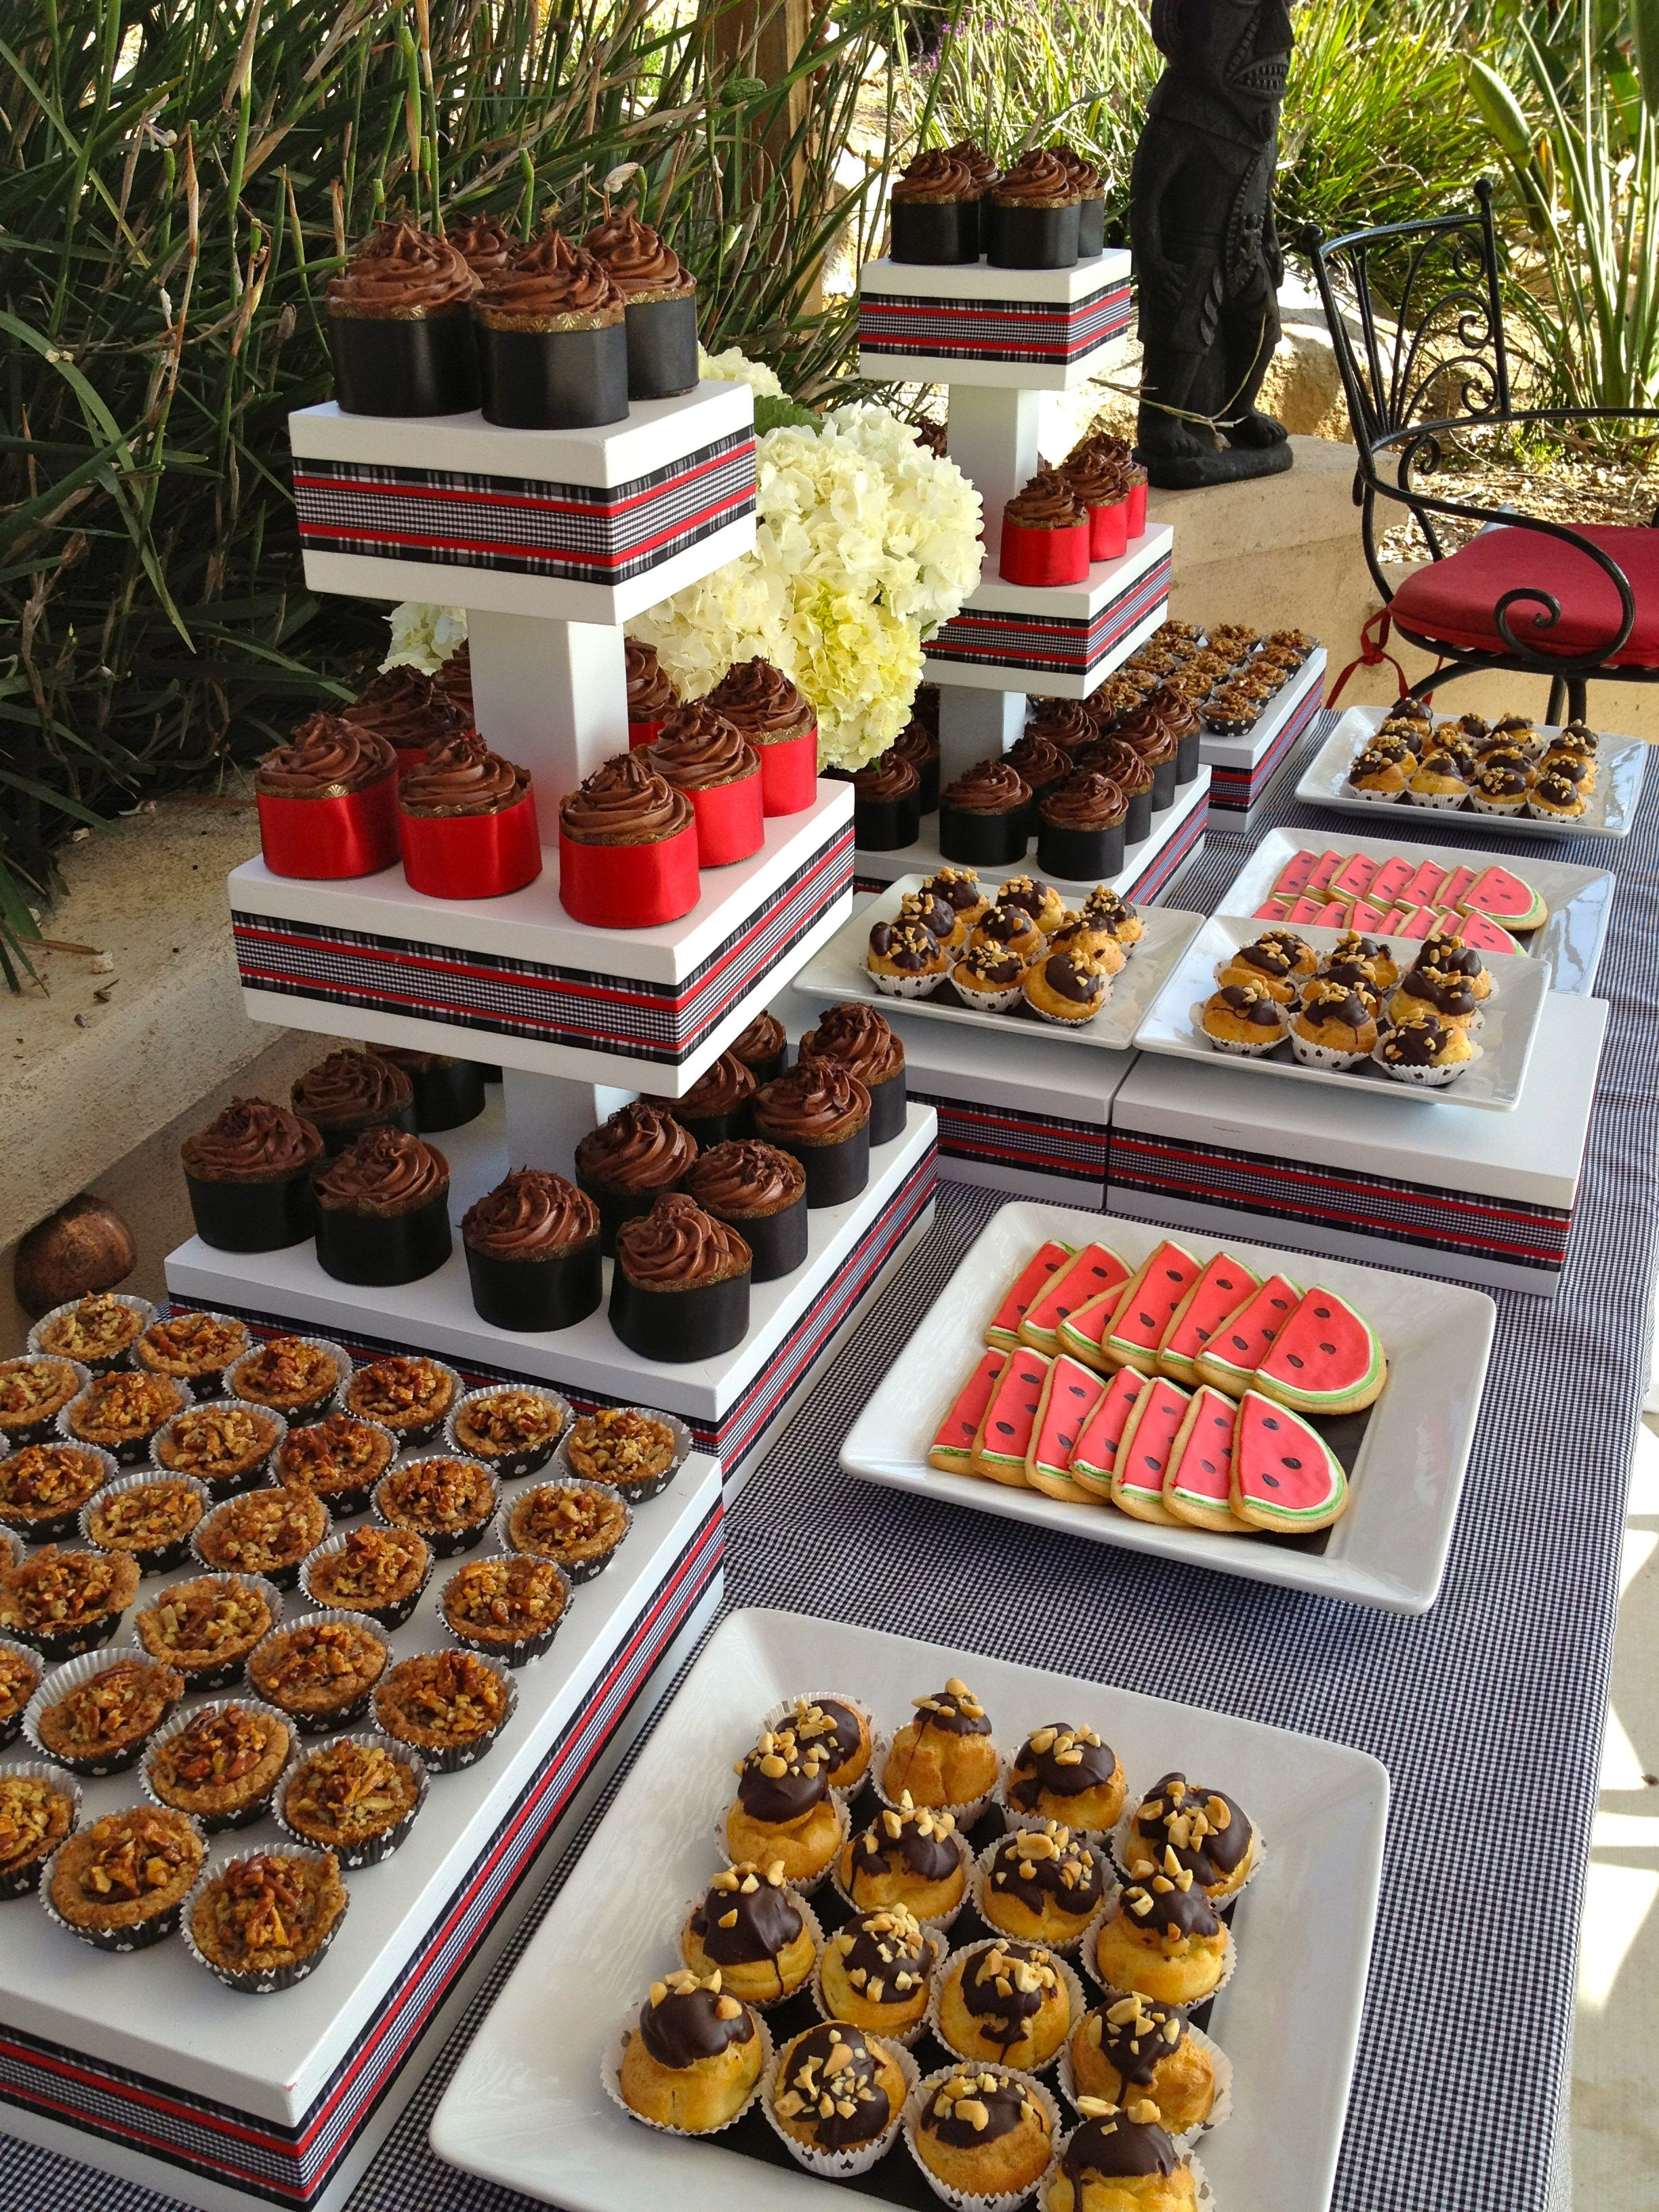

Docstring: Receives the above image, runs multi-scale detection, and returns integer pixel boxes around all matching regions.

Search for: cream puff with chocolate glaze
[1092,1870,1229,2008]
[998,875,1066,935]
[912,2066,1056,2203]
[1080,885,1143,947]
[1121,1771,1257,1901]
[838,1793,967,1923]
[979,1822,1106,1948]
[818,1905,941,2037]
[882,1677,998,1808]
[1044,2097,1200,2212]
[937,1938,1073,2071]
[680,1860,817,2003]
[769,2021,908,2161]
[922,866,991,933]
[1007,1721,1126,1833]
[1069,1996,1217,2134]
[616,1967,764,2132]
[724,1725,841,1887]
[783,1694,872,1790]
[969,903,1044,966]
[1049,912,1128,976]
[1213,935,1298,1004]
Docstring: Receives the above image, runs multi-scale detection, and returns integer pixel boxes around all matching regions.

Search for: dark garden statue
[1130,0,1296,487]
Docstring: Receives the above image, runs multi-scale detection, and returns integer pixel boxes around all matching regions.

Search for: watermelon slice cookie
[1109,1376,1191,1524]
[1025,1356,1108,1504]
[985,1242,1074,1351]
[1231,1391,1349,1533]
[1271,850,1320,898]
[1069,1369,1147,1502]
[929,1351,1006,1475]
[1163,1387,1249,1534]
[1252,1286,1387,1415]
[1368,855,1416,907]
[1456,909,1521,956]
[1194,1273,1303,1397]
[970,1345,1051,1487]
[1019,1243,1133,1355]
[1097,1240,1202,1375]
[1157,1250,1263,1387]
[1459,863,1547,934]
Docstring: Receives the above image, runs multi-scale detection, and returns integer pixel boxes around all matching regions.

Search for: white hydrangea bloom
[697,344,786,401]
[382,602,467,674]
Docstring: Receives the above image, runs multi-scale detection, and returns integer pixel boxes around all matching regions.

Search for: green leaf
[754,394,823,436]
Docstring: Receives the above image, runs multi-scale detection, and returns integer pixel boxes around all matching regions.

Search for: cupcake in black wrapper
[181,1099,324,1254]
[729,1009,788,1086]
[1082,737,1155,844]
[889,146,983,264]
[939,758,1031,866]
[476,230,627,430]
[372,1047,487,1134]
[846,750,922,850]
[753,1060,872,1208]
[462,1168,602,1333]
[291,1050,415,1157]
[326,221,480,417]
[574,1101,697,1258]
[1025,697,1101,758]
[890,715,941,813]
[1122,683,1203,790]
[685,1141,808,1284]
[1006,730,1073,836]
[1121,721,1179,811]
[312,1128,452,1288]
[583,210,699,400]
[644,1052,757,1149]
[1038,770,1129,882]
[798,1003,907,1147]
[609,1195,752,1364]
[987,147,1081,268]
[1054,142,1107,255]
[448,210,519,285]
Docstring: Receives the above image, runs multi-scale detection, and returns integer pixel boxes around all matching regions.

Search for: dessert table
[5,744,1655,2212]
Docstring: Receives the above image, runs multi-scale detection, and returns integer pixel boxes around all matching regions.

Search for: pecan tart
[441,1553,568,1666]
[154,1401,281,1498]
[344,1355,457,1446]
[374,1454,497,1555]
[0,1766,79,1898]
[0,1637,45,1746]
[0,1357,87,1443]
[1,1441,112,1542]
[32,1652,186,1774]
[34,1292,149,1370]
[448,1385,569,1478]
[563,1406,682,1500]
[300,1525,432,1628]
[135,1573,280,1688]
[248,1613,389,1730]
[278,1734,425,1866]
[278,1413,396,1515]
[83,1474,208,1572]
[144,1700,295,1830]
[227,1336,344,1421]
[64,1371,186,1465]
[134,1312,251,1397]
[194,1485,330,1586]
[503,1480,630,1583]
[373,1646,515,1769]
[187,1847,348,1990]
[47,1805,205,1949]
[0,1546,140,1660]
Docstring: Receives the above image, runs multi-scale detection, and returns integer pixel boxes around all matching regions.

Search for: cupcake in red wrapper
[649,703,764,867]
[558,752,699,928]
[475,230,627,431]
[327,222,480,417]
[938,758,1031,866]
[1071,429,1149,538]
[312,1128,452,1288]
[435,644,473,724]
[1061,445,1130,562]
[1000,470,1089,586]
[582,210,699,401]
[255,716,399,882]
[705,659,819,817]
[626,638,680,750]
[342,666,471,777]
[609,1195,752,1364]
[398,733,541,900]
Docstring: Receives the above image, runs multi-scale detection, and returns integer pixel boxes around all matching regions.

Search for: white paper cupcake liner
[371,1642,520,1771]
[1109,1804,1267,1906]
[228,1335,353,1425]
[970,1831,1109,1956]
[190,1485,334,1591]
[1469,794,1528,817]
[828,1821,970,1933]
[274,1725,430,1869]
[928,1938,1087,2078]
[0,1759,83,1898]
[1025,996,1107,1029]
[493,1475,630,1585]
[553,1405,694,1506]
[0,1357,93,1450]
[0,1634,45,1745]
[246,1604,388,1732]
[0,1528,20,1571]
[757,1687,877,1798]
[870,968,947,998]
[140,1694,296,1832]
[1408,787,1469,809]
[1195,1023,1283,1060]
[901,2060,1063,2212]
[1340,780,1405,804]
[676,1885,824,2008]
[148,1398,289,1500]
[79,1467,210,1574]
[38,1809,207,1952]
[951,981,1024,1014]
[809,1917,945,2047]
[600,2006,773,2137]
[2,1436,116,1545]
[22,1641,186,1778]
[1288,1031,1372,1071]
[182,1839,350,1993]
[135,1311,255,1403]
[1369,1037,1481,1087]
[279,1412,399,1519]
[1057,2018,1232,2147]
[869,1725,998,1830]
[760,2028,919,2179]
[56,1380,188,1470]
[715,1790,849,1898]
[298,1525,435,1629]
[444,1383,572,1481]
[135,1568,286,1692]
[28,1294,156,1372]
[1078,1881,1237,2013]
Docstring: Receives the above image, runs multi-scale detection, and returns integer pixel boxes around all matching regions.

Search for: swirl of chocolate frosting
[625,638,680,720]
[1298,981,1371,1027]
[1008,1721,1118,1810]
[832,1906,937,2002]
[799,1003,903,1084]
[685,1139,804,1215]
[581,209,695,298]
[649,703,758,791]
[342,668,468,754]
[774,2024,891,2149]
[892,147,979,202]
[639,1976,756,2068]
[1063,449,1130,507]
[616,1192,749,1285]
[735,1725,831,1822]
[182,1097,323,1182]
[560,751,693,844]
[256,714,396,798]
[327,222,478,319]
[1127,1774,1252,1885]
[399,733,528,817]
[1133,681,1202,738]
[1042,770,1126,830]
[645,1051,755,1123]
[575,1102,696,1192]
[476,230,621,323]
[705,659,813,739]
[1006,732,1072,792]
[1063,2107,1181,2183]
[941,758,1030,815]
[292,1050,411,1124]
[923,2071,1043,2150]
[1052,142,1105,196]
[1004,468,1084,529]
[852,750,919,801]
[447,211,518,277]
[1080,737,1153,796]
[946,141,1002,190]
[314,1126,448,1211]
[1122,720,1177,769]
[1027,698,1100,753]
[462,1168,598,1256]
[993,147,1079,206]
[436,644,472,720]
[986,1823,1104,1920]
[867,922,940,972]
[731,1010,785,1067]
[849,1797,960,1882]
[689,1861,803,1967]
[754,1060,871,1141]
[958,1940,1065,2050]
[1092,1993,1189,2086]
[1378,1015,1449,1066]
[890,718,939,771]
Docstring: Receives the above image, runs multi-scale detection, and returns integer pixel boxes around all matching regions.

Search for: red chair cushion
[1389,523,1659,666]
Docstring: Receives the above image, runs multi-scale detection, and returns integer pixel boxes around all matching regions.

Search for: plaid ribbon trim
[1107,1128,1574,1269]
[911,1089,1107,1183]
[232,825,853,1065]
[1207,677,1325,810]
[926,554,1171,676]
[1124,796,1207,901]
[293,430,756,584]
[0,1506,724,2205]
[860,278,1132,365]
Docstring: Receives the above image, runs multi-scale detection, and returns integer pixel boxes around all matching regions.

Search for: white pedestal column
[937,686,1026,787]
[946,387,1043,554]
[501,1067,636,1171]
[468,610,629,832]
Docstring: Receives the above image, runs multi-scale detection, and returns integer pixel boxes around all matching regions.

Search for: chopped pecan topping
[445,1555,565,1635]
[157,1404,274,1476]
[199,1486,325,1568]
[89,1478,204,1550]
[140,1576,272,1656]
[279,1415,388,1492]
[0,1359,82,1425]
[255,1619,383,1696]
[2,1545,135,1626]
[0,1443,108,1514]
[0,1772,72,1870]
[347,1358,451,1425]
[566,1408,674,1480]
[453,1391,565,1454]
[138,1313,247,1373]
[285,1741,416,1839]
[308,1526,426,1607]
[232,1337,337,1404]
[163,1704,283,1785]
[43,1657,183,1751]
[380,1456,493,1529]
[195,1850,339,1967]
[70,1372,182,1441]
[377,1649,510,1742]
[0,1648,41,1717]
[39,1294,143,1361]
[513,1483,625,1555]
[73,1809,199,1901]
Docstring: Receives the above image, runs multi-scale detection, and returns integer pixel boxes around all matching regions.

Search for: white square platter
[792,875,1204,1054]
[1131,914,1550,1113]
[1295,705,1645,840]
[429,1605,1390,2212]
[839,1200,1495,1614]
[1217,824,1615,996]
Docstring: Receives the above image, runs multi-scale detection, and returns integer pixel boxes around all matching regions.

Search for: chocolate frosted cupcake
[583,210,699,399]
[448,210,518,282]
[1060,445,1130,562]
[939,758,1031,866]
[626,637,680,749]
[1001,469,1089,587]
[704,659,819,817]
[312,1127,452,1288]
[436,642,473,722]
[254,715,400,880]
[684,1139,808,1284]
[798,1004,907,1147]
[644,1051,756,1148]
[1028,697,1104,757]
[398,731,541,900]
[181,1098,323,1253]
[373,1046,487,1134]
[1082,737,1155,843]
[558,752,699,929]
[1053,142,1106,256]
[327,220,478,417]
[754,1060,872,1208]
[890,145,983,264]
[988,146,1081,268]
[290,1050,413,1157]
[846,750,921,851]
[1122,683,1201,792]
[730,1008,788,1085]
[1039,770,1128,881]
[890,716,941,813]
[341,665,470,775]
[1006,731,1073,831]
[462,1168,602,1332]
[575,1101,697,1256]
[649,703,764,868]
[475,230,626,428]
[609,1194,752,1363]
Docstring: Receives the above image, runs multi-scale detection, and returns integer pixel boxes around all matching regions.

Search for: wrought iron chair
[1299,180,1659,723]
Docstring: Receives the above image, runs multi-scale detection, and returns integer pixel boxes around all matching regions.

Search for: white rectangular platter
[430,1605,1390,2212]
[1132,914,1550,1113]
[1296,705,1645,839]
[840,1200,1495,1614]
[794,875,1204,1054]
[1218,823,1615,996]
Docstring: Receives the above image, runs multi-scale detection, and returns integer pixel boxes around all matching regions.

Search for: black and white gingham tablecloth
[6,720,1655,2212]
